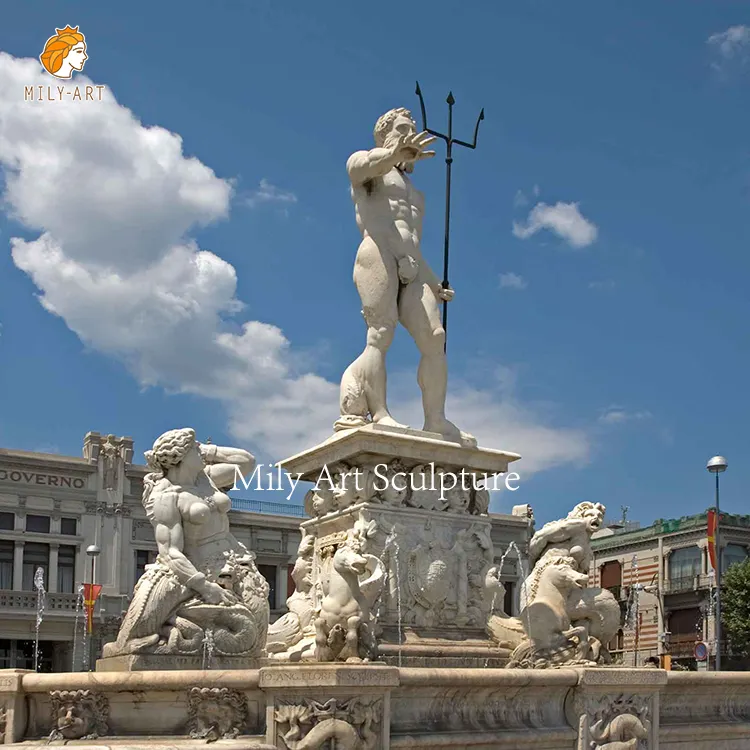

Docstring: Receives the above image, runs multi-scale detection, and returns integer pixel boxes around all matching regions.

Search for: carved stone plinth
[96,654,261,672]
[280,423,520,482]
[566,668,667,749]
[0,671,30,745]
[261,665,398,750]
[278,426,521,666]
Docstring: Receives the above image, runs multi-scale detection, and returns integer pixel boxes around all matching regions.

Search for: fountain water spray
[486,541,527,667]
[202,629,215,670]
[71,584,84,671]
[383,527,404,667]
[33,567,46,672]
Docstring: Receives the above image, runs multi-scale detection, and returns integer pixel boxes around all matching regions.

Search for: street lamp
[707,455,728,670]
[84,544,100,671]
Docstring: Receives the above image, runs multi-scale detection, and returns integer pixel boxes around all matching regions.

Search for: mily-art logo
[40,25,87,79]
[25,25,105,102]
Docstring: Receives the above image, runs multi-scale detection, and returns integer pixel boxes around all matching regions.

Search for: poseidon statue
[335,107,475,446]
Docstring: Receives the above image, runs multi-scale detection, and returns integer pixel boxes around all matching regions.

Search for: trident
[415,81,484,352]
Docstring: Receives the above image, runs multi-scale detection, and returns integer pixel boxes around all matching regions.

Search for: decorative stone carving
[49,689,109,740]
[274,697,382,750]
[588,694,651,750]
[304,459,492,519]
[504,502,620,668]
[186,687,247,741]
[315,518,385,662]
[267,534,316,656]
[102,428,269,661]
[335,106,475,446]
[101,434,119,490]
[0,705,6,742]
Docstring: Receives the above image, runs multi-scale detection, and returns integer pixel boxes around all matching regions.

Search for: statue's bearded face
[383,114,418,173]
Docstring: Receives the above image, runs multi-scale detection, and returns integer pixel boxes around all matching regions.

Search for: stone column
[48,543,59,594]
[276,564,288,613]
[0,671,29,744]
[12,541,24,591]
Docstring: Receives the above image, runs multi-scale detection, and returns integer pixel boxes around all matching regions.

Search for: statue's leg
[343,614,362,661]
[343,239,404,427]
[314,616,332,662]
[399,274,475,444]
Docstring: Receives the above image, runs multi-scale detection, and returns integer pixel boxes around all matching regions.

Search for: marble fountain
[2,104,750,750]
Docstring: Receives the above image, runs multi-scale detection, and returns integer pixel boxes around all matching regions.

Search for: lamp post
[707,455,728,670]
[85,544,100,670]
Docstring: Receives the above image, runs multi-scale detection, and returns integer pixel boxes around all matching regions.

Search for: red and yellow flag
[82,583,102,634]
[707,509,717,572]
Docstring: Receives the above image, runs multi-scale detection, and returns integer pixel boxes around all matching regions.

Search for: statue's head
[40,26,87,79]
[567,501,605,532]
[374,107,418,173]
[545,557,589,591]
[144,428,201,475]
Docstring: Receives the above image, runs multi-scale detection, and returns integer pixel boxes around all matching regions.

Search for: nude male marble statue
[336,107,475,446]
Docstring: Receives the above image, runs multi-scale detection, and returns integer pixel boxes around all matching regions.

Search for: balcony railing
[231,498,306,517]
[0,590,80,611]
[662,574,715,594]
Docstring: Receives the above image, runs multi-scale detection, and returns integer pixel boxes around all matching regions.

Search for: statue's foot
[424,418,477,447]
[373,414,409,430]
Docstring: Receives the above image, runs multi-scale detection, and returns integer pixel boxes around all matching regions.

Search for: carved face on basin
[56,706,89,739]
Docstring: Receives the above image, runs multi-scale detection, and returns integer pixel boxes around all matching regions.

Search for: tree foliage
[722,557,750,657]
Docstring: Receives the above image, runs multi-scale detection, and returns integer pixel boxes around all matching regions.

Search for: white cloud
[499,272,528,290]
[391,369,590,488]
[513,201,598,249]
[513,190,528,208]
[0,52,591,484]
[707,25,750,64]
[588,280,616,291]
[0,53,333,458]
[598,406,652,425]
[245,178,298,210]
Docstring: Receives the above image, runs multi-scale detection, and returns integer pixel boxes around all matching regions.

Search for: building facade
[590,512,750,669]
[0,432,532,671]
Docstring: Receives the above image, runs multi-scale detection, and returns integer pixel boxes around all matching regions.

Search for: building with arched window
[590,511,750,669]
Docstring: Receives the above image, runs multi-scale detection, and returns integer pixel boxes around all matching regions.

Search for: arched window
[723,544,748,572]
[668,546,701,583]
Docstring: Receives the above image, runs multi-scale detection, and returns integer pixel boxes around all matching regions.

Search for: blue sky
[0,1,748,525]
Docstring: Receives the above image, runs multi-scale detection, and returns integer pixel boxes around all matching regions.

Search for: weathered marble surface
[503,502,621,669]
[5,667,750,749]
[276,427,521,666]
[100,429,269,668]
[337,107,474,446]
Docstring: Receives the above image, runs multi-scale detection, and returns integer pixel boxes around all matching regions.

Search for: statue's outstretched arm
[346,148,400,186]
[199,444,255,491]
[347,131,435,186]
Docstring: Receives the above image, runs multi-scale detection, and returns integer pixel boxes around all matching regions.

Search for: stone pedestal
[96,654,262,672]
[279,424,521,666]
[261,664,398,749]
[566,668,667,749]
